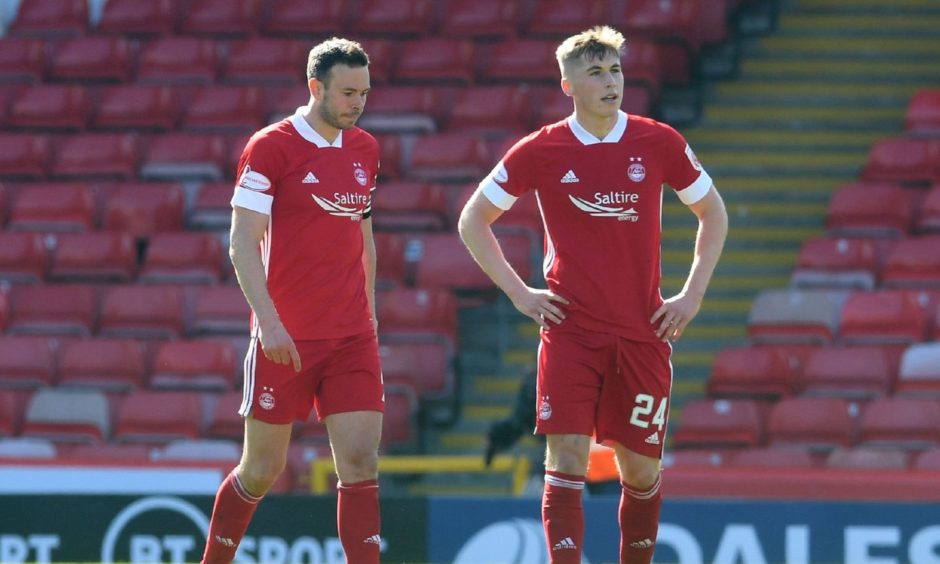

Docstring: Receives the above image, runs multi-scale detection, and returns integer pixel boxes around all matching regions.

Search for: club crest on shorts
[259,386,275,410]
[539,396,552,420]
[627,157,646,182]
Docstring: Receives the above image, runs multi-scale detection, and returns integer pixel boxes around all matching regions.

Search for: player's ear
[560,78,572,97]
[309,78,324,101]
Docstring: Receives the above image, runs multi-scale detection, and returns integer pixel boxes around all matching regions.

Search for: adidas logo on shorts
[645,432,660,445]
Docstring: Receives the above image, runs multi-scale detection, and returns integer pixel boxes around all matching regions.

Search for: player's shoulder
[627,113,680,137]
[505,120,565,157]
[345,126,380,152]
[244,117,296,154]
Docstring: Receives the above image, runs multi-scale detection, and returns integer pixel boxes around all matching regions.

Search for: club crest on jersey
[685,144,703,171]
[627,157,646,182]
[238,165,271,192]
[353,162,369,186]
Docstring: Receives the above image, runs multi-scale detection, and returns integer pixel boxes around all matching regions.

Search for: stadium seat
[8,182,95,231]
[374,133,402,179]
[205,391,244,440]
[480,39,559,83]
[65,443,153,462]
[140,133,227,181]
[7,0,87,37]
[379,341,454,399]
[618,0,699,85]
[706,346,796,399]
[0,38,47,82]
[915,184,940,233]
[223,38,307,84]
[382,383,419,449]
[352,0,435,36]
[394,39,475,84]
[182,85,265,132]
[526,0,608,37]
[791,237,885,291]
[839,290,929,345]
[190,181,234,230]
[376,287,458,345]
[0,337,57,389]
[372,181,448,231]
[727,447,817,469]
[151,340,236,391]
[355,39,395,85]
[858,398,940,450]
[408,133,490,181]
[439,0,520,38]
[21,388,109,443]
[747,289,850,344]
[897,342,940,397]
[191,285,250,336]
[410,232,532,291]
[825,183,913,238]
[905,89,940,135]
[671,399,764,449]
[448,85,530,135]
[52,133,138,179]
[97,0,180,35]
[661,449,726,469]
[861,138,940,185]
[103,182,185,238]
[357,85,441,133]
[49,36,133,82]
[155,439,240,462]
[180,0,260,36]
[57,339,146,391]
[373,233,406,288]
[797,346,896,399]
[48,231,137,283]
[0,390,20,436]
[767,397,856,450]
[825,447,909,471]
[137,37,219,84]
[0,437,57,459]
[7,284,97,336]
[0,133,51,179]
[261,0,347,36]
[0,231,48,283]
[114,391,202,442]
[7,84,91,130]
[914,448,940,471]
[140,232,223,284]
[98,285,185,339]
[94,85,180,130]
[881,236,940,288]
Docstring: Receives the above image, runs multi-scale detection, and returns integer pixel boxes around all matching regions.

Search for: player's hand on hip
[651,291,702,342]
[259,320,302,372]
[510,287,570,330]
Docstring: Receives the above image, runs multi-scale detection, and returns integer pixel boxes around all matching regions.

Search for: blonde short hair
[555,25,625,75]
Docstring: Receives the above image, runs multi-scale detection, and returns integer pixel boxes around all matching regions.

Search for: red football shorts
[239,331,384,425]
[535,325,673,458]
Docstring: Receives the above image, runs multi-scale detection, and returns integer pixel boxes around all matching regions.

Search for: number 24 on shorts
[630,394,667,430]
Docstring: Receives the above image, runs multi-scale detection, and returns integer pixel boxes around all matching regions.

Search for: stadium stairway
[408,0,940,496]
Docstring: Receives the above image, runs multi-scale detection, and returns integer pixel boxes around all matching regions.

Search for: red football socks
[202,472,263,564]
[337,479,381,564]
[542,471,585,564]
[619,473,663,564]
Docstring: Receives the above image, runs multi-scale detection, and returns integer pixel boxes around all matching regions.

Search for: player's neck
[572,110,618,141]
[302,105,341,144]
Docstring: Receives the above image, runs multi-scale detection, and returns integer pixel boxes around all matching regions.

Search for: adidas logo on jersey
[645,432,660,445]
[302,171,319,184]
[363,534,381,545]
[560,170,579,183]
[553,537,577,551]
[630,538,654,549]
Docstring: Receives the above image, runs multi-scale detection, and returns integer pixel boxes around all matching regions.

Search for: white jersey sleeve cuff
[231,187,274,215]
[480,180,518,211]
[677,171,712,206]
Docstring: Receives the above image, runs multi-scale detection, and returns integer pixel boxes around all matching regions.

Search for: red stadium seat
[881,236,940,288]
[137,37,219,84]
[9,182,96,232]
[190,181,233,230]
[747,289,850,345]
[481,40,558,83]
[114,391,202,442]
[102,182,185,238]
[706,346,796,399]
[439,0,520,38]
[95,85,180,131]
[915,184,940,233]
[98,285,185,339]
[374,133,402,179]
[448,85,530,135]
[825,447,909,471]
[48,231,137,283]
[357,86,441,133]
[261,0,347,36]
[52,133,138,179]
[394,39,475,84]
[191,285,250,336]
[373,233,406,288]
[58,339,146,391]
[905,89,940,135]
[767,397,855,450]
[372,181,448,231]
[140,133,227,181]
[182,86,265,132]
[0,232,48,283]
[0,38,47,82]
[859,398,940,450]
[140,232,223,284]
[410,232,532,290]
[661,449,726,469]
[840,290,930,345]
[205,390,244,440]
[897,343,940,397]
[7,284,97,336]
[381,383,419,449]
[791,237,886,291]
[49,37,132,82]
[7,84,91,130]
[408,133,490,181]
[0,133,51,179]
[525,0,608,37]
[156,439,241,463]
[619,0,699,85]
[0,337,57,389]
[376,287,458,345]
[7,0,87,37]
[223,38,307,84]
[151,340,237,391]
[356,39,395,85]
[0,437,57,458]
[180,0,260,36]
[861,138,940,185]
[671,399,764,449]
[798,346,896,399]
[97,0,180,36]
[914,448,940,471]
[728,447,817,469]
[352,0,434,36]
[825,183,914,238]
[0,390,21,436]
[379,341,454,399]
[21,389,109,443]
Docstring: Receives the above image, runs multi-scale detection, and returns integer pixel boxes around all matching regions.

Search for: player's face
[563,53,623,120]
[315,64,371,130]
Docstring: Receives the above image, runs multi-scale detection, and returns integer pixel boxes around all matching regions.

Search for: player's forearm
[682,201,728,299]
[458,214,530,302]
[229,233,281,330]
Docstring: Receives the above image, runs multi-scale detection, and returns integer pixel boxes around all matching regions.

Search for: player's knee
[620,463,659,491]
[338,448,379,481]
[545,446,589,475]
[237,457,286,494]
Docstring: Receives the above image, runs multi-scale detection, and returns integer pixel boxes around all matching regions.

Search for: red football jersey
[231,108,379,340]
[480,111,712,342]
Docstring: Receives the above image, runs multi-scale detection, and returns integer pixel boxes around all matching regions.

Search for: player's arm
[458,191,568,329]
[360,216,378,332]
[651,185,728,341]
[229,205,301,371]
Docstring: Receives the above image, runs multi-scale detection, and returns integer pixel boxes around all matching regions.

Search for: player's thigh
[241,415,293,476]
[545,433,592,475]
[611,442,661,489]
[316,332,384,418]
[325,410,383,479]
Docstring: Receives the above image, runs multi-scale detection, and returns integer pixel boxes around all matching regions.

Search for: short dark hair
[306,37,370,84]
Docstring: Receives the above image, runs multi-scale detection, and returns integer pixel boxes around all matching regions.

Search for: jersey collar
[290,107,343,148]
[567,110,628,145]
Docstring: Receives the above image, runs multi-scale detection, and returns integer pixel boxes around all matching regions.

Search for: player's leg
[612,444,662,564]
[543,434,591,563]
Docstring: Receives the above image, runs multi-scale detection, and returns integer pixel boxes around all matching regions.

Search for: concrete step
[758,35,940,57]
[711,80,930,105]
[741,58,938,79]
[686,128,884,151]
[780,13,940,35]
[795,0,940,10]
